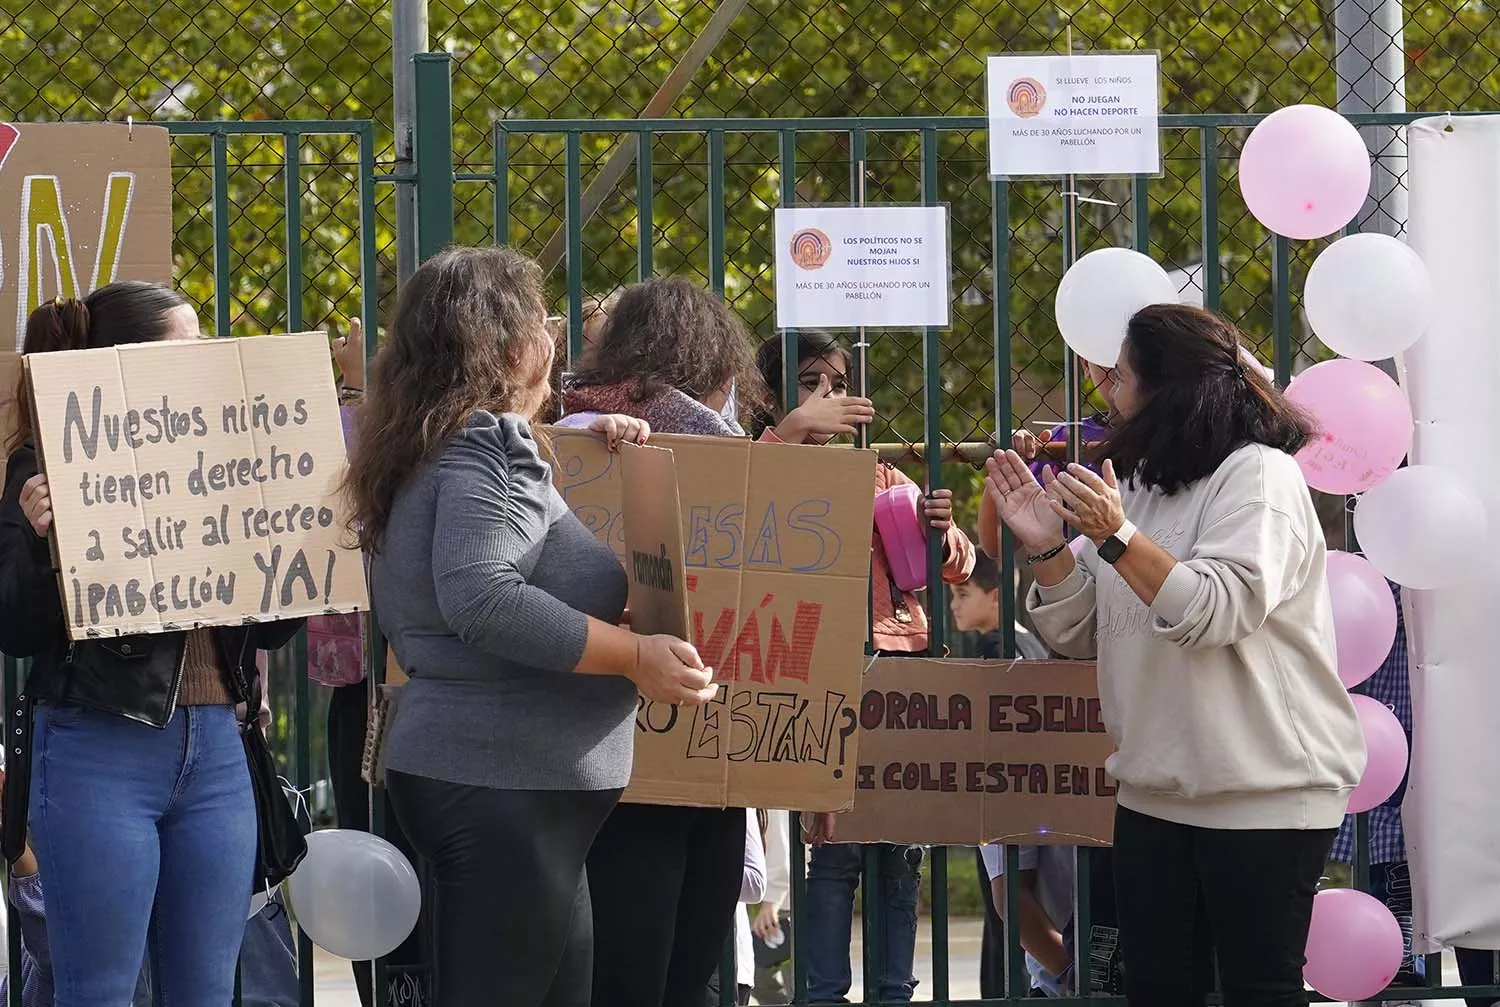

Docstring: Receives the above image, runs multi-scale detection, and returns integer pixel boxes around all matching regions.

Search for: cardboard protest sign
[0,352,20,484]
[26,332,369,639]
[619,442,690,641]
[544,427,877,812]
[835,658,1117,846]
[0,122,173,350]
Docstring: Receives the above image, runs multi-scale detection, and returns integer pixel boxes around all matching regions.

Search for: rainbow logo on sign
[789,228,833,270]
[1007,77,1047,118]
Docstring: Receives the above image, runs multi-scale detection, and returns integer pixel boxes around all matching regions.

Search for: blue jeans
[31,702,257,1006]
[135,893,300,1007]
[804,842,921,1003]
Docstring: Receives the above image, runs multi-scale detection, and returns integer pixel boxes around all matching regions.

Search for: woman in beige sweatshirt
[985,304,1364,1007]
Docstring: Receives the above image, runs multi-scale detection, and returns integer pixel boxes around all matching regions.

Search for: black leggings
[1113,804,1335,1007]
[386,770,620,1007]
[587,803,747,1007]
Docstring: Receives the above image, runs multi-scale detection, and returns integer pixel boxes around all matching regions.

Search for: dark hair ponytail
[7,281,188,455]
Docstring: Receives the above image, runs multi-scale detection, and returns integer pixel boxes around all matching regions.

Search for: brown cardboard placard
[834,658,1117,846]
[619,442,690,641]
[544,427,877,812]
[26,332,369,639]
[0,352,21,484]
[0,122,173,350]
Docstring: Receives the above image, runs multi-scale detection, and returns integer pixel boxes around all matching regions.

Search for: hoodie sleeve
[1024,546,1100,660]
[1147,449,1314,651]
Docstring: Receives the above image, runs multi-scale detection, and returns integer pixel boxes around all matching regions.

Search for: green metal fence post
[413,52,455,262]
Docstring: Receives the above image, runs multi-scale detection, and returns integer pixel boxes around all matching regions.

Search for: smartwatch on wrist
[1096,520,1136,565]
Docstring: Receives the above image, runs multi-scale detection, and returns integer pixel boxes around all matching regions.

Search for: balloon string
[278,775,314,825]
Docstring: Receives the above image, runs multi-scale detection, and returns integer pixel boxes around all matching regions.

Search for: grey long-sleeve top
[374,412,634,791]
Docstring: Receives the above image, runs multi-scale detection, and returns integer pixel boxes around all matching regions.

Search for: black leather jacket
[0,444,303,726]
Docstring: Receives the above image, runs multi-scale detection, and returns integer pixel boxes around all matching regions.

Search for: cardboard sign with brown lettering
[26,333,369,639]
[1,122,173,350]
[0,352,20,484]
[619,442,690,641]
[544,427,877,812]
[834,658,1117,846]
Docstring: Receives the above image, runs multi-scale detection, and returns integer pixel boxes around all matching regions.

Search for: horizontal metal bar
[875,440,997,466]
[454,172,497,182]
[495,111,1460,134]
[165,120,376,135]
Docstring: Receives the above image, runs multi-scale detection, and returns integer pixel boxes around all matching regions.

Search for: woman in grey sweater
[343,246,717,1007]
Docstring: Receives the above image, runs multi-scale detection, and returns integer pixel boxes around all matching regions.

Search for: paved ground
[308,918,1468,1005]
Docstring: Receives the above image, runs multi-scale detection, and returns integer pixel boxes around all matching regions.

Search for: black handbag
[242,670,309,890]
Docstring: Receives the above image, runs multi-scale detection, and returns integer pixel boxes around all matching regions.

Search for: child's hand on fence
[923,489,953,531]
[332,318,365,392]
[775,374,874,444]
[1011,426,1051,461]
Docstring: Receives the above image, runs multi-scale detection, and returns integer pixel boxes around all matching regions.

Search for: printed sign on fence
[835,658,1118,846]
[986,52,1161,178]
[0,122,174,350]
[26,332,369,639]
[773,206,952,330]
[544,427,877,811]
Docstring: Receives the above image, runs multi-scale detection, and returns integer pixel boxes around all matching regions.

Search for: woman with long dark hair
[560,277,796,1007]
[984,304,1364,1007]
[0,282,303,1003]
[345,247,715,1007]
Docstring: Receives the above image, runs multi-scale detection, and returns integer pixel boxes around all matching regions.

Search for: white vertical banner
[1402,114,1500,954]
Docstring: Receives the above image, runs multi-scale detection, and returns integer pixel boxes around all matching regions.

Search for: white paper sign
[773,206,951,330]
[986,52,1161,178]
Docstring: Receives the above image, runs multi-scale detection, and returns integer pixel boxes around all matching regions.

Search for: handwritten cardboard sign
[1,122,173,350]
[0,352,20,484]
[543,427,878,812]
[835,658,1117,846]
[619,442,690,641]
[26,332,369,639]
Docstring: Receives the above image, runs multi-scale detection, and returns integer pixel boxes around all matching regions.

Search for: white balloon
[1353,465,1487,590]
[285,829,421,961]
[1305,233,1436,361]
[1055,248,1180,367]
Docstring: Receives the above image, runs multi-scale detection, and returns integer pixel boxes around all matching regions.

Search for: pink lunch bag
[306,613,366,687]
[873,483,927,593]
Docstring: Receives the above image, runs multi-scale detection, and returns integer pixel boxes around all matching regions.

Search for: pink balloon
[1239,105,1372,240]
[1348,693,1408,814]
[1325,552,1398,689]
[1304,888,1404,1001]
[1284,359,1412,494]
[1069,536,1087,557]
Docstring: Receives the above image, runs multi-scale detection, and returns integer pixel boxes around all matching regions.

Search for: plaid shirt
[1331,581,1411,865]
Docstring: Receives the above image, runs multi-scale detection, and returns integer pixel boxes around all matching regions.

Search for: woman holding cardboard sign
[983,304,1363,1007]
[559,277,783,1007]
[0,282,305,1005]
[345,246,716,1007]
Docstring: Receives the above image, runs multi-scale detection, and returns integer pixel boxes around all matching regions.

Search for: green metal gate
[4,49,1499,1006]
